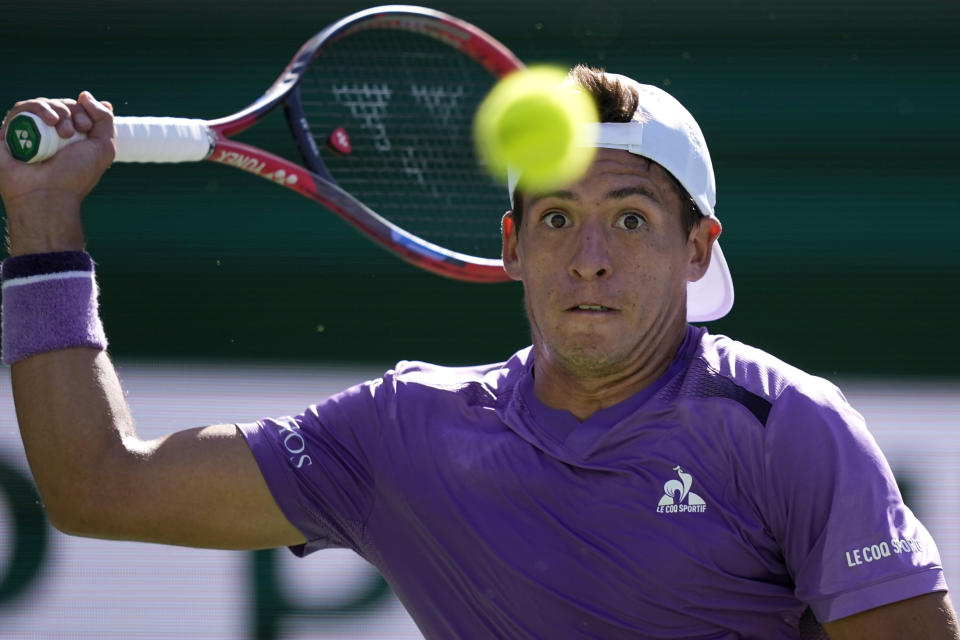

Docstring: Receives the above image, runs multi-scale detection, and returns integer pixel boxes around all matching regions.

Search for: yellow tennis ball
[474,65,598,192]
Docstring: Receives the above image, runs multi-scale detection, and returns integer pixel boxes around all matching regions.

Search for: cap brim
[687,241,734,322]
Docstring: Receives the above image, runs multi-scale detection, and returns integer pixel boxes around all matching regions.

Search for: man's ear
[687,218,720,283]
[501,211,522,281]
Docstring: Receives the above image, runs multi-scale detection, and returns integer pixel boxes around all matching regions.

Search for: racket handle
[5,112,82,163]
[6,112,213,164]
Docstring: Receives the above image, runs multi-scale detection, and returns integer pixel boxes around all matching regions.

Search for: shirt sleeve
[761,380,947,623]
[237,372,394,557]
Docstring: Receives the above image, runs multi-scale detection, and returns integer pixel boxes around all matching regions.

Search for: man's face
[502,148,716,377]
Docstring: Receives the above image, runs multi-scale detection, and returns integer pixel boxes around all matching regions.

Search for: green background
[0,0,956,375]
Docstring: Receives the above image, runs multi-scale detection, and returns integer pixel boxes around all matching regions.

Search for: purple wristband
[1,252,108,365]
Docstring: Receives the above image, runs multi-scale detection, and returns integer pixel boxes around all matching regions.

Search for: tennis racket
[4,5,522,282]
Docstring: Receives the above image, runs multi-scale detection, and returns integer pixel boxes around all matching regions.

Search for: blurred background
[0,0,957,637]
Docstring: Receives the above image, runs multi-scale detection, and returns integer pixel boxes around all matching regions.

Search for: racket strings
[297,28,508,259]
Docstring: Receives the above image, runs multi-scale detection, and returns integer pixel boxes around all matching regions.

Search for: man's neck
[531,324,689,422]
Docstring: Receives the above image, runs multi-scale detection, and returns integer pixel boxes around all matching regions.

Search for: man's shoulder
[697,330,838,401]
[319,349,531,425]
[674,329,846,427]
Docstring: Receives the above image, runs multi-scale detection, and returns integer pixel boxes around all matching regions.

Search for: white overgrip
[10,112,214,164]
[114,116,212,163]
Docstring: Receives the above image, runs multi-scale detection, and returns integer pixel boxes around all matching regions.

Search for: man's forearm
[12,348,138,532]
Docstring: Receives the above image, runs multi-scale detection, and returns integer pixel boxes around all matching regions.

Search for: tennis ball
[474,65,598,192]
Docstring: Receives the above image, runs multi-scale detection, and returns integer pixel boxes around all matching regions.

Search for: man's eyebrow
[526,185,663,210]
[526,190,580,209]
[606,185,662,203]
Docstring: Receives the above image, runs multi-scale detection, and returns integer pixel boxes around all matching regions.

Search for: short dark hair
[511,64,704,238]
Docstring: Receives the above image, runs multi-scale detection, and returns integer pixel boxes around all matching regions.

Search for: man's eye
[616,212,646,230]
[543,212,570,229]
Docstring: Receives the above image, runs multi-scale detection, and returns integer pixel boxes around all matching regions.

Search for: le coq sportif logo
[657,465,707,514]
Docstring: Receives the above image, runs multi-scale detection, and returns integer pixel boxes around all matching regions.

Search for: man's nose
[569,225,612,280]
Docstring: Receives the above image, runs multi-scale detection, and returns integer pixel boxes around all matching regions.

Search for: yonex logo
[265,168,298,186]
[15,129,33,150]
[7,114,41,161]
[213,150,297,186]
[326,127,352,155]
[656,465,707,514]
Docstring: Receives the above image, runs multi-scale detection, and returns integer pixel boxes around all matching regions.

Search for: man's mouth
[569,304,616,312]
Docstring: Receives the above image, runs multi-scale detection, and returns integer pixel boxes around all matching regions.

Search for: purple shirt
[239,326,946,638]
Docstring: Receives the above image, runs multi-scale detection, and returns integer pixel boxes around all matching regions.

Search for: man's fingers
[77,91,114,140]
[5,99,59,136]
[78,91,112,121]
[44,99,79,138]
[69,101,95,134]
[5,98,78,139]
[4,95,107,140]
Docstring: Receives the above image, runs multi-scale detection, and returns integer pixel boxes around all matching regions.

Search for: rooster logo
[658,466,706,511]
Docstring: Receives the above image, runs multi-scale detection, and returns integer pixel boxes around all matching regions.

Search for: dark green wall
[1,0,957,374]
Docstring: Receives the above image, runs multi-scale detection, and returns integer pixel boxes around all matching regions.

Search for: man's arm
[823,591,959,639]
[2,94,305,549]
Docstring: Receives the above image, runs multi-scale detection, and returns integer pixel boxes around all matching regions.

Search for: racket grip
[5,112,84,163]
[5,112,213,164]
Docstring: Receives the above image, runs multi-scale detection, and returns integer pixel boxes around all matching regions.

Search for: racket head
[276,6,524,280]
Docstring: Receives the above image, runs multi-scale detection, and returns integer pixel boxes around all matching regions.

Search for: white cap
[509,73,734,322]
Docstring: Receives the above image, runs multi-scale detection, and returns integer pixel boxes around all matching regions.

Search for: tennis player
[1,67,958,639]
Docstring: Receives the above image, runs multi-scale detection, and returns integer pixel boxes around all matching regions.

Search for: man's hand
[0,92,115,256]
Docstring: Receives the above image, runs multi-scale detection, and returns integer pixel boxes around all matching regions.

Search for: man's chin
[544,342,629,378]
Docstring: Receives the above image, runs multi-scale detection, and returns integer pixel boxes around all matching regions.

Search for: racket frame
[200,5,522,282]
